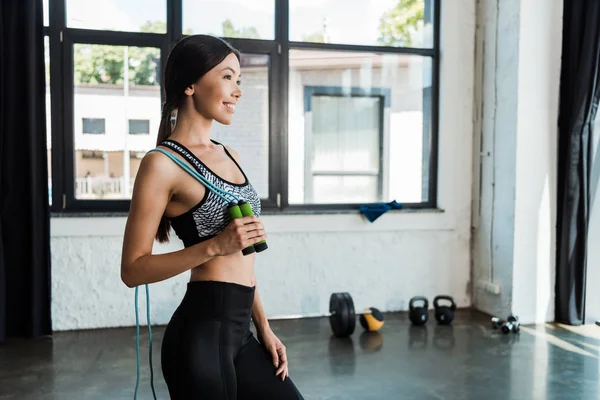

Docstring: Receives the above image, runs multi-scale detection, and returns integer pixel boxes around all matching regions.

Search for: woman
[120,34,304,399]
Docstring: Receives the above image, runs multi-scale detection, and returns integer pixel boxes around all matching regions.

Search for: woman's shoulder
[137,148,181,184]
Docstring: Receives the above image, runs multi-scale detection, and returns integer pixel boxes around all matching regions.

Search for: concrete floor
[1,310,599,400]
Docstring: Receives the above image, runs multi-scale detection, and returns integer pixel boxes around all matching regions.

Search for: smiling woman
[120,34,305,399]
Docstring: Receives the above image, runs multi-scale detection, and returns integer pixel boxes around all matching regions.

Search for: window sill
[50,207,444,218]
[51,211,130,218]
[263,207,445,216]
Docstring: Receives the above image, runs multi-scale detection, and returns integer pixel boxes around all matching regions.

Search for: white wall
[49,0,476,331]
[471,0,520,317]
[512,0,562,325]
[471,0,563,324]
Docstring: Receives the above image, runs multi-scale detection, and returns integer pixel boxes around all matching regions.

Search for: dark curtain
[556,0,600,325]
[0,0,51,343]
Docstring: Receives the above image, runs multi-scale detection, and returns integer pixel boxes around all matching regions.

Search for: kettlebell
[433,295,456,325]
[409,296,429,326]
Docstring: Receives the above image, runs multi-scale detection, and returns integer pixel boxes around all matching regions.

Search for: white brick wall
[51,212,471,331]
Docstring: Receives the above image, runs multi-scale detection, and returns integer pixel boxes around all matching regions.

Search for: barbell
[328,292,384,337]
[283,292,383,337]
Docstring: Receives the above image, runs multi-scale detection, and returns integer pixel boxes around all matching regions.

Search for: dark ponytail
[155,103,174,243]
[156,102,174,147]
[154,35,240,243]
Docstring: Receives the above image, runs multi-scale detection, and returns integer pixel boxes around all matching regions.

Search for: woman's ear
[184,84,195,96]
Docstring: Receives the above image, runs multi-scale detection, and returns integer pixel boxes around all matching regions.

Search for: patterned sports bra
[158,139,262,248]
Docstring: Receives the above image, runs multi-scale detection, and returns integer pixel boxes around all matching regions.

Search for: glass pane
[129,119,150,135]
[183,0,274,40]
[82,118,105,134]
[312,96,380,173]
[45,36,51,205]
[73,44,161,200]
[288,49,432,204]
[289,0,434,48]
[43,0,49,26]
[66,0,166,33]
[313,176,378,203]
[207,53,270,198]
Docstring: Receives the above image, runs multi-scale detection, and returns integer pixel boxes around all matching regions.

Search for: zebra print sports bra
[158,139,262,248]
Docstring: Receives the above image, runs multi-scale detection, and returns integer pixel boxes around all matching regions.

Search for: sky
[44,0,432,48]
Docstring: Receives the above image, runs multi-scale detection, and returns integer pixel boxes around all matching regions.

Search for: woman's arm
[252,279,289,380]
[251,281,271,334]
[121,242,220,288]
[120,151,218,287]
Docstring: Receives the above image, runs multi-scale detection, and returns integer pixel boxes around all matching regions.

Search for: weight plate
[342,292,356,336]
[329,293,346,337]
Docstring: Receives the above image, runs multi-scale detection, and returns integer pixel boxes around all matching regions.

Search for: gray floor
[1,310,599,400]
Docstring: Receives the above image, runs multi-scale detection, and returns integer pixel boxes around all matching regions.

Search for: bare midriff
[189,251,256,288]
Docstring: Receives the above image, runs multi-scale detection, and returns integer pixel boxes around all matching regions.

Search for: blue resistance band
[132,147,243,399]
[134,285,157,400]
[149,148,241,203]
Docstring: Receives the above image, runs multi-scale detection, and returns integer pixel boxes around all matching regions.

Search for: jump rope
[132,147,267,399]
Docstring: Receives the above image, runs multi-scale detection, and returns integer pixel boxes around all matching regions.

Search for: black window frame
[45,0,440,214]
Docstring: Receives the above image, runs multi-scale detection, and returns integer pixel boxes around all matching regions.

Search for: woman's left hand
[258,329,289,381]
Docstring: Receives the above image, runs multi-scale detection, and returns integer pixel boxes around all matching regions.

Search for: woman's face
[189,53,243,125]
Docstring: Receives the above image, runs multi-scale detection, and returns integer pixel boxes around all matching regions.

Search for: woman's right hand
[212,216,267,256]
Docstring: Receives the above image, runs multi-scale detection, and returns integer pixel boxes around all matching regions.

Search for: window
[305,93,384,204]
[72,44,160,200]
[45,0,439,213]
[45,35,51,205]
[289,0,434,48]
[82,118,105,134]
[129,120,150,135]
[43,0,49,26]
[183,0,275,39]
[288,50,432,205]
[66,0,166,33]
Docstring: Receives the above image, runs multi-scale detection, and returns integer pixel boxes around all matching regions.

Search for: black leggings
[161,280,304,399]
